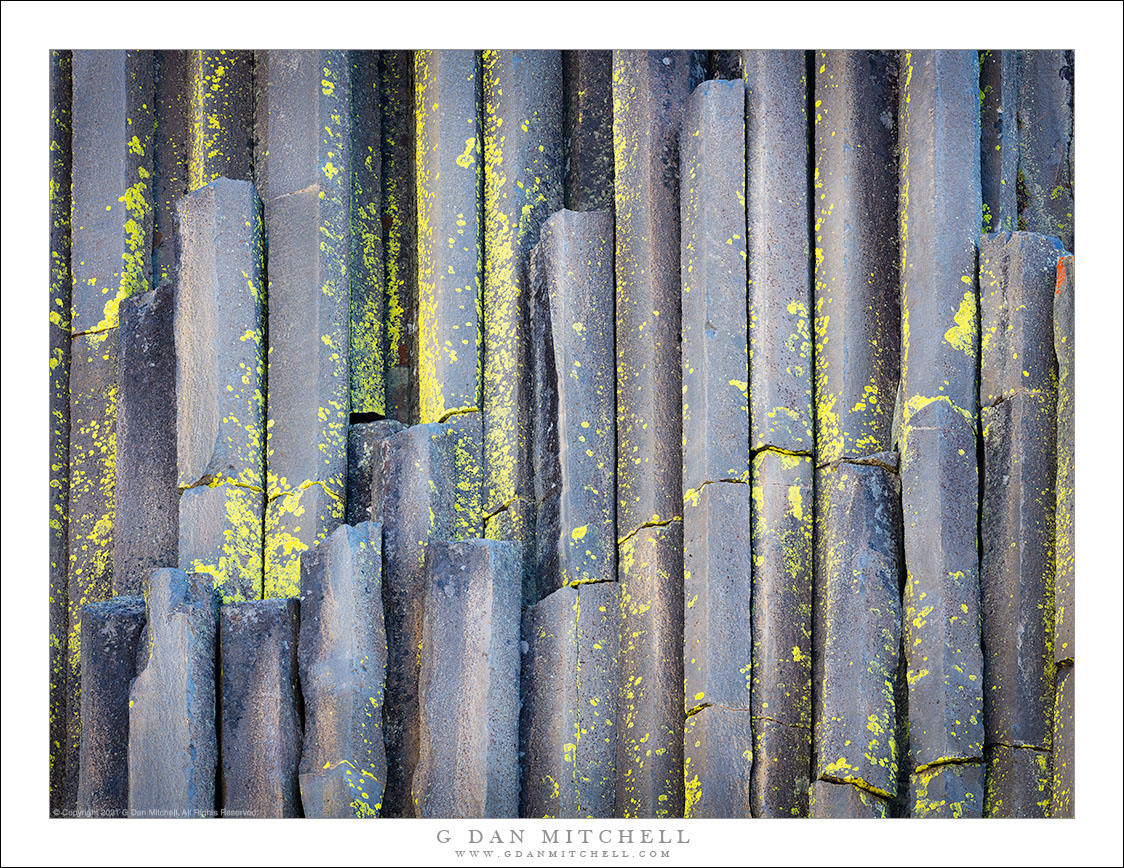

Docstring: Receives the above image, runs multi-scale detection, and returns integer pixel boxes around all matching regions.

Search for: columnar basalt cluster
[49,48,1075,819]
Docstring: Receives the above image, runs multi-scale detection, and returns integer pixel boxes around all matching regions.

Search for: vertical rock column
[520,583,619,818]
[175,179,265,603]
[255,50,352,599]
[898,50,985,818]
[379,418,483,816]
[346,419,406,526]
[1052,255,1075,817]
[813,457,903,817]
[482,50,564,599]
[811,50,901,817]
[76,596,145,815]
[129,568,219,817]
[415,49,482,425]
[350,50,386,418]
[530,210,616,603]
[1016,51,1074,251]
[612,48,704,820]
[563,50,614,213]
[979,50,1017,234]
[298,522,387,818]
[679,78,753,818]
[152,50,189,286]
[221,598,302,818]
[979,230,1064,817]
[741,49,815,819]
[187,50,254,191]
[114,287,178,595]
[48,48,72,815]
[66,49,154,811]
[381,50,419,424]
[413,540,521,818]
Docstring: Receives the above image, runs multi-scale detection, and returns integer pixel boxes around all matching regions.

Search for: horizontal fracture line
[815,455,900,474]
[913,756,985,774]
[616,515,682,546]
[70,323,119,338]
[566,577,619,588]
[750,445,814,459]
[984,742,1051,753]
[685,701,753,717]
[483,495,519,522]
[818,775,893,801]
[752,715,811,732]
[179,478,264,494]
[266,479,342,504]
[982,387,1051,410]
[266,184,322,203]
[436,405,480,424]
[683,478,750,500]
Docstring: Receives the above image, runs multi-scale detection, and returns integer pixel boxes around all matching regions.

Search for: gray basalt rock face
[128,569,218,817]
[77,596,146,815]
[297,522,387,818]
[221,598,302,818]
[413,540,521,819]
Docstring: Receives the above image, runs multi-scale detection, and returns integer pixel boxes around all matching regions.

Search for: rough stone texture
[809,780,889,819]
[413,540,521,818]
[979,230,1065,406]
[379,417,481,816]
[1051,664,1074,818]
[187,50,253,190]
[531,211,616,603]
[909,762,984,818]
[66,329,119,809]
[683,482,751,712]
[751,451,813,728]
[483,50,563,524]
[520,583,618,819]
[485,497,537,608]
[178,482,264,604]
[680,78,749,492]
[1054,255,1074,662]
[174,179,264,602]
[1016,50,1074,251]
[683,706,753,818]
[77,596,145,815]
[350,49,386,416]
[220,599,301,818]
[49,48,72,815]
[900,401,984,769]
[984,745,1051,818]
[708,50,743,81]
[898,50,981,435]
[298,522,387,818]
[813,51,899,465]
[617,521,684,818]
[981,391,1056,750]
[814,460,902,798]
[128,568,218,817]
[613,50,705,538]
[563,51,614,213]
[381,50,419,425]
[743,50,814,453]
[115,287,178,596]
[346,419,407,526]
[71,49,154,334]
[752,717,811,818]
[415,50,482,424]
[980,50,1018,234]
[153,50,190,286]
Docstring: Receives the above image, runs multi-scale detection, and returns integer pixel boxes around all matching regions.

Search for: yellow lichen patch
[943,290,978,357]
[264,482,344,599]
